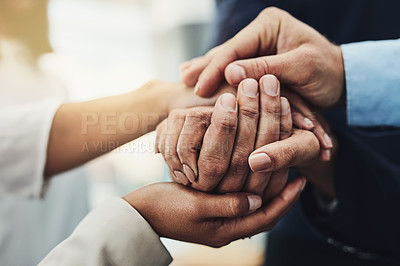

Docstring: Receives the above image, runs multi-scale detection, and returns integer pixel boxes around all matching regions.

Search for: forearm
[45,81,176,176]
[44,80,230,177]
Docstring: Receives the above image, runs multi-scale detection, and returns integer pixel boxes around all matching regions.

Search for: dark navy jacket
[212,0,400,263]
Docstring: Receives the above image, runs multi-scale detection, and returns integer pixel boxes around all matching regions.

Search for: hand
[249,121,336,201]
[156,75,319,202]
[282,90,333,161]
[180,7,345,109]
[151,80,237,113]
[123,178,306,247]
[156,75,291,195]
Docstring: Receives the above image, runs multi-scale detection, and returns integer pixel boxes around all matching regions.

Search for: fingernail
[281,97,290,115]
[174,170,189,185]
[227,64,246,84]
[194,83,199,94]
[183,164,196,183]
[220,93,236,111]
[242,79,258,97]
[248,153,272,172]
[247,195,262,211]
[262,75,279,96]
[300,179,307,191]
[323,133,333,148]
[320,149,331,161]
[304,118,315,128]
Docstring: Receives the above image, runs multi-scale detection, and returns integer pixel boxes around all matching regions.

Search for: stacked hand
[181,7,345,109]
[123,7,342,248]
[156,76,320,200]
[180,7,346,161]
[139,75,328,248]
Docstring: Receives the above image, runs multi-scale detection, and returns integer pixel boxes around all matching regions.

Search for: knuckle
[263,102,281,115]
[245,58,269,77]
[239,105,259,120]
[199,158,227,179]
[187,109,211,121]
[227,197,242,216]
[209,238,225,248]
[285,142,299,166]
[163,144,177,159]
[209,230,231,248]
[260,7,285,19]
[177,142,199,158]
[217,114,238,132]
[231,148,251,169]
[168,109,184,121]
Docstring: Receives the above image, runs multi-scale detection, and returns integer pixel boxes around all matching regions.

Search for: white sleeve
[0,98,62,198]
[38,197,172,266]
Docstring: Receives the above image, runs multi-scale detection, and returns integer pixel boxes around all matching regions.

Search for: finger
[252,178,305,236]
[181,45,222,86]
[279,97,292,140]
[248,129,320,173]
[216,79,260,193]
[315,112,332,134]
[319,149,331,162]
[314,113,333,161]
[181,56,213,86]
[160,110,189,185]
[263,169,289,203]
[155,119,167,153]
[194,9,283,97]
[202,193,262,219]
[194,93,238,192]
[292,112,315,130]
[312,121,333,152]
[180,60,193,72]
[283,91,333,150]
[169,169,180,184]
[263,97,292,202]
[243,75,281,195]
[224,43,321,90]
[221,177,306,241]
[177,107,213,182]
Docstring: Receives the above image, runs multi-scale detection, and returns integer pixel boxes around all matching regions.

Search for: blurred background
[0,0,266,265]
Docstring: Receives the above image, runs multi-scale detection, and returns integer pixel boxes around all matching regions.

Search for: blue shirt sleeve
[341,39,400,127]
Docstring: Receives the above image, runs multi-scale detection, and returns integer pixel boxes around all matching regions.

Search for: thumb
[225,49,305,87]
[248,129,320,173]
[203,193,262,218]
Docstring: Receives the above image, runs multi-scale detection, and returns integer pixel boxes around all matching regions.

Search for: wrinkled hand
[157,75,285,194]
[156,75,320,203]
[123,179,305,247]
[181,7,345,110]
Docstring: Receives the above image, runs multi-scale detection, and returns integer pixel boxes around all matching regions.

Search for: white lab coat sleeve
[0,98,62,198]
[38,197,172,266]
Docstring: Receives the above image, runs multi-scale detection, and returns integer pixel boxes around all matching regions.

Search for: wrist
[333,45,346,108]
[142,80,186,113]
[122,189,144,212]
